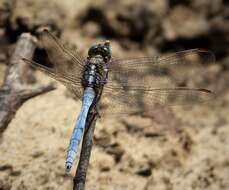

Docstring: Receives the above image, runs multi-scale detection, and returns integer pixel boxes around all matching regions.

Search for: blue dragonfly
[22,29,215,172]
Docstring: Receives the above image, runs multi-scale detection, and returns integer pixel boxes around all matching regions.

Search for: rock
[135,166,152,177]
[105,143,125,163]
[0,51,6,62]
[192,0,223,16]
[97,155,114,172]
[0,0,14,27]
[82,21,101,37]
[8,0,67,41]
[162,6,210,40]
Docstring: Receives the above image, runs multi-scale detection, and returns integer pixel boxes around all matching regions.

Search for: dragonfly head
[88,41,111,62]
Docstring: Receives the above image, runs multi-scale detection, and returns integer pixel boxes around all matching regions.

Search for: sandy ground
[0,64,228,190]
[0,0,229,190]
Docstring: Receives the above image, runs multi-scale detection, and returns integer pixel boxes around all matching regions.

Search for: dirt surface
[0,0,229,189]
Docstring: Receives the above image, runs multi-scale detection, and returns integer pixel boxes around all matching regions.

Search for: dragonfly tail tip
[65,162,72,173]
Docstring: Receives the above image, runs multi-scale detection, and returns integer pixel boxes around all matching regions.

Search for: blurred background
[0,0,228,189]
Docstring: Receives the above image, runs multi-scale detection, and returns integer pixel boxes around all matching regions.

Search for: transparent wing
[39,29,84,82]
[22,29,85,99]
[100,49,215,114]
[22,58,83,99]
[100,87,214,115]
[106,49,215,88]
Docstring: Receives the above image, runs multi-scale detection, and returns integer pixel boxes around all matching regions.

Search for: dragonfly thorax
[82,61,106,90]
[82,41,111,90]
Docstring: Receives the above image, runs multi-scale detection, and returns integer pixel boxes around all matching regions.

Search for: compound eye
[88,45,98,56]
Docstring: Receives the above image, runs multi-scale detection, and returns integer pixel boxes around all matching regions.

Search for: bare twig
[0,33,55,133]
[73,88,104,190]
[73,111,98,190]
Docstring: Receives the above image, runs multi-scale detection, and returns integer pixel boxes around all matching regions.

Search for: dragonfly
[22,29,215,172]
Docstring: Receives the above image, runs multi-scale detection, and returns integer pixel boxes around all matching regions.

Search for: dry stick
[0,33,55,133]
[73,111,98,190]
[73,88,104,190]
